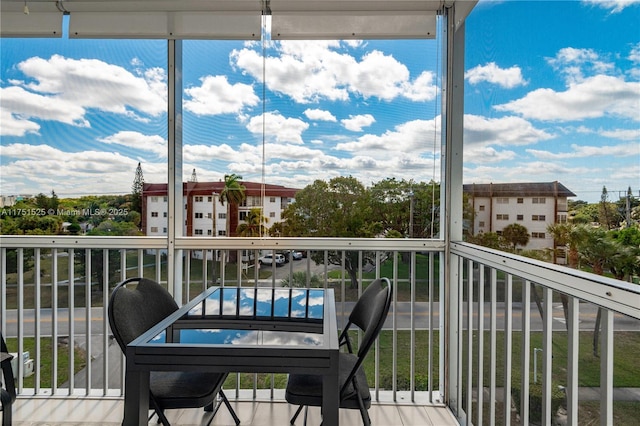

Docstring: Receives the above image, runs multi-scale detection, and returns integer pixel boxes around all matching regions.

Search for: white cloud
[99,131,167,157]
[494,75,640,121]
[341,114,375,132]
[463,114,555,146]
[526,142,640,159]
[1,86,89,132]
[0,107,40,137]
[246,112,309,144]
[336,119,439,155]
[0,143,166,197]
[465,62,526,88]
[546,47,615,83]
[1,55,167,135]
[230,41,437,103]
[184,75,259,116]
[18,54,166,117]
[581,0,640,13]
[303,108,337,121]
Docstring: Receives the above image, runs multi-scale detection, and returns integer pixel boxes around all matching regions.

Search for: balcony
[2,236,639,425]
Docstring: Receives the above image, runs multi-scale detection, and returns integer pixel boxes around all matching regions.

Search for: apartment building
[463,181,576,253]
[142,181,298,237]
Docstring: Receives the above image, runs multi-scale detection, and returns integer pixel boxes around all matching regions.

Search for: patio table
[122,286,340,425]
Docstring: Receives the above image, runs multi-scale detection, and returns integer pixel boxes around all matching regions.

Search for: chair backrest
[339,277,392,396]
[108,277,179,353]
[1,331,17,410]
[354,278,392,359]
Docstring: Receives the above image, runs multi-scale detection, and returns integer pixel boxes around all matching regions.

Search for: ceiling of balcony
[1,0,477,39]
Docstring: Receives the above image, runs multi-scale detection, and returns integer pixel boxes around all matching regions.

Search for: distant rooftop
[463,181,576,198]
[143,181,299,198]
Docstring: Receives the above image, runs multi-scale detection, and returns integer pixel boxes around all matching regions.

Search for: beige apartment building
[464,181,576,254]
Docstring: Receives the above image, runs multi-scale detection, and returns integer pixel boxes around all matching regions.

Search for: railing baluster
[17,248,24,392]
[476,264,484,426]
[52,248,59,393]
[521,279,531,424]
[466,259,473,423]
[600,308,614,426]
[68,248,75,394]
[34,248,41,393]
[410,251,416,402]
[85,248,92,395]
[567,296,579,426]
[503,274,512,426]
[489,267,497,426]
[103,249,110,396]
[542,287,553,425]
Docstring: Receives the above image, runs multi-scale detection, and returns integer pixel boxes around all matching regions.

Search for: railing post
[600,309,614,425]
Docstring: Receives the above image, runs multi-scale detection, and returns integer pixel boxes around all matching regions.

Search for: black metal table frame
[122,286,340,425]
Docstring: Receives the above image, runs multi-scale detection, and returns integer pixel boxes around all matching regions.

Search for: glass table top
[144,287,328,348]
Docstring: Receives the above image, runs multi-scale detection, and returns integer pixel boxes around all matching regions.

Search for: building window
[163,212,168,218]
[479,205,485,211]
[496,230,503,236]
[207,229,212,236]
[239,211,248,221]
[151,196,158,202]
[218,230,226,236]
[195,212,203,219]
[207,213,212,219]
[151,212,158,217]
[207,196,212,202]
[532,215,546,221]
[194,229,203,235]
[497,198,509,204]
[497,214,509,220]
[194,196,203,202]
[478,221,485,228]
[270,197,276,203]
[517,214,523,221]
[163,196,168,202]
[270,212,276,218]
[532,232,546,239]
[163,227,167,233]
[557,214,568,223]
[533,197,546,204]
[150,226,158,233]
[219,213,226,219]
[517,198,524,204]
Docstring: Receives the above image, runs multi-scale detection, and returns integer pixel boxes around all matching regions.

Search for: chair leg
[290,404,304,424]
[219,390,241,426]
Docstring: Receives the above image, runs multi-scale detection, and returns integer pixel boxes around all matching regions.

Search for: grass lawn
[5,336,86,389]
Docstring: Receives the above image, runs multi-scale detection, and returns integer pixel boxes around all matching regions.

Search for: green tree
[219,174,246,238]
[131,162,144,219]
[282,176,378,288]
[501,223,530,252]
[465,232,508,251]
[237,207,268,237]
[599,186,621,230]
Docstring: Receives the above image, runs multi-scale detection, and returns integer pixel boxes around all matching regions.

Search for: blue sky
[1,0,638,203]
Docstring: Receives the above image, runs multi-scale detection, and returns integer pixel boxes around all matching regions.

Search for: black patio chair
[1,332,16,426]
[108,277,240,426]
[285,277,393,425]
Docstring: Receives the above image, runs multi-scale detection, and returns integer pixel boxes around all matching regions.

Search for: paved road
[3,300,639,339]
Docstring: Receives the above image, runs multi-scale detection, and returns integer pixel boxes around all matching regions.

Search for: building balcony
[2,236,638,425]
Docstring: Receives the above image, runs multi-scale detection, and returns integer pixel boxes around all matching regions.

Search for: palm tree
[237,207,269,271]
[219,174,246,238]
[237,207,268,238]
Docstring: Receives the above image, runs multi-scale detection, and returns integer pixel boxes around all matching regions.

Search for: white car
[259,254,285,266]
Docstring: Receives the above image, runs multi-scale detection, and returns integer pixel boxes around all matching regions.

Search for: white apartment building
[143,181,298,237]
[464,182,576,254]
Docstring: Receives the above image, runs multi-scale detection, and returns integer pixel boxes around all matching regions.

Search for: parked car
[259,254,285,267]
[291,251,303,260]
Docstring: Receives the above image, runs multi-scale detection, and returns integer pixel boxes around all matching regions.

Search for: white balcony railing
[2,235,639,426]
